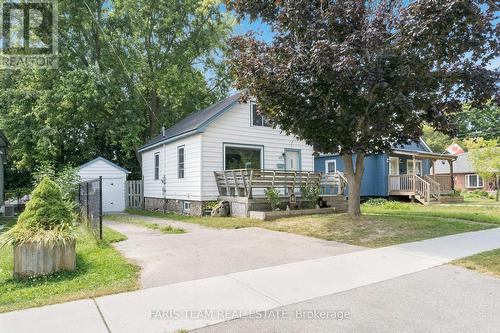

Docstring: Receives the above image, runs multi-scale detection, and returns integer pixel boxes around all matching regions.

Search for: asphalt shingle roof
[138,93,242,152]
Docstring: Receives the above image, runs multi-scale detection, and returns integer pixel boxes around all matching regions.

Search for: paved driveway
[105,215,362,288]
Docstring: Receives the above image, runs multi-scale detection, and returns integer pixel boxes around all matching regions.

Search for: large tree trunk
[342,152,365,216]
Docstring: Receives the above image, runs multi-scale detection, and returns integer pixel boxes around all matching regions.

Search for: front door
[388,157,400,191]
[285,150,300,171]
[407,160,422,176]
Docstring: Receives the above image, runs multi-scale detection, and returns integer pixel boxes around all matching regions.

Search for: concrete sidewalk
[2,227,500,333]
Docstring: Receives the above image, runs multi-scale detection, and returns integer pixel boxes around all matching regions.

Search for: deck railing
[320,172,348,195]
[415,175,431,203]
[388,174,441,204]
[431,174,453,193]
[424,175,441,200]
[213,169,346,198]
[388,174,414,193]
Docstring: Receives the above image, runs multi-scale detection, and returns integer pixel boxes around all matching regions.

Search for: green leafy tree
[465,138,500,201]
[227,0,498,215]
[0,0,233,188]
[422,125,455,153]
[456,103,500,140]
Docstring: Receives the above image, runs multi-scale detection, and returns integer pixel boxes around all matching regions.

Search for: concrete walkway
[1,227,500,333]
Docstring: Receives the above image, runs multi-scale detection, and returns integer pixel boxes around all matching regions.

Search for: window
[406,160,422,175]
[224,144,263,170]
[466,174,484,188]
[183,201,191,213]
[325,160,336,174]
[251,103,271,127]
[154,153,160,180]
[178,146,185,179]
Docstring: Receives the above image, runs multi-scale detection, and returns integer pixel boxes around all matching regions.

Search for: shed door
[102,178,126,213]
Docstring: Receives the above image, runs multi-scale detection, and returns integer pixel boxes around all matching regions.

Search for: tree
[456,102,500,140]
[422,125,454,153]
[0,0,233,188]
[464,138,500,201]
[226,0,499,215]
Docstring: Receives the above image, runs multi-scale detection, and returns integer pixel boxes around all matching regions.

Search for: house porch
[388,149,457,205]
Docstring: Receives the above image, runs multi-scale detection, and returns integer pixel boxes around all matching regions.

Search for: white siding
[201,102,314,200]
[78,160,127,181]
[142,134,203,200]
[78,159,128,213]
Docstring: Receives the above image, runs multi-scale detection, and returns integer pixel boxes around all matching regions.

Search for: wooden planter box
[13,240,76,278]
[439,196,465,204]
[249,207,336,221]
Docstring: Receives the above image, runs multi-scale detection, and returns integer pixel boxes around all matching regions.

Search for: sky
[233,17,274,43]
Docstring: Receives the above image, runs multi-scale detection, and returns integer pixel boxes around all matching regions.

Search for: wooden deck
[388,174,452,205]
[214,169,347,198]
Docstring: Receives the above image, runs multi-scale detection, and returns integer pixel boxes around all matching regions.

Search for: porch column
[431,160,435,177]
[412,155,416,192]
[448,160,455,191]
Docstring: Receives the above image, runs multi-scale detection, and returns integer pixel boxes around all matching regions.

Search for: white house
[78,157,130,213]
[138,93,315,215]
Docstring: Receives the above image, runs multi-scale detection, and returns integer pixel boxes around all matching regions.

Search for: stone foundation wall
[144,197,203,216]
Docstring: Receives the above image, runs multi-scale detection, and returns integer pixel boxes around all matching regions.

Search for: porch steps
[414,194,439,205]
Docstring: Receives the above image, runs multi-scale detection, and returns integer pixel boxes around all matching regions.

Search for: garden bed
[439,195,465,203]
[249,207,336,221]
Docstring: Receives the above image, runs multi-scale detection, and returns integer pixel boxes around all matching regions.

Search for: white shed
[78,157,130,213]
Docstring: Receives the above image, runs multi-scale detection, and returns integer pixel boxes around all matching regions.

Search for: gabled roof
[79,157,130,174]
[138,93,243,152]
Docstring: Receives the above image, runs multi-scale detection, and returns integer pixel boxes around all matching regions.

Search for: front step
[414,194,439,205]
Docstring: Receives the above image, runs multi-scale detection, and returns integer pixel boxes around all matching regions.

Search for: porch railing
[415,175,431,203]
[431,174,453,193]
[213,169,346,198]
[320,172,348,196]
[388,174,414,193]
[424,175,441,200]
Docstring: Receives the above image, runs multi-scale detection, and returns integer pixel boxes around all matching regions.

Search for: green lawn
[454,249,500,278]
[362,202,500,224]
[263,213,494,248]
[106,214,186,234]
[124,203,499,248]
[125,208,264,229]
[0,218,140,313]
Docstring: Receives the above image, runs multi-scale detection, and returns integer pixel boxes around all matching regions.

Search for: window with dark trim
[224,144,262,170]
[325,160,336,174]
[154,153,160,180]
[178,146,185,179]
[251,103,271,127]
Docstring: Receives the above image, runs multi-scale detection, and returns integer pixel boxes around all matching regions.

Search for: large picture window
[466,174,483,188]
[224,144,263,170]
[251,103,271,127]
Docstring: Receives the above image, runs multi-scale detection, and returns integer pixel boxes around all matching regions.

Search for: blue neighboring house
[315,139,457,204]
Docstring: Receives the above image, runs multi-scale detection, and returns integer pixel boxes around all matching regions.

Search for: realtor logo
[0,0,58,68]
